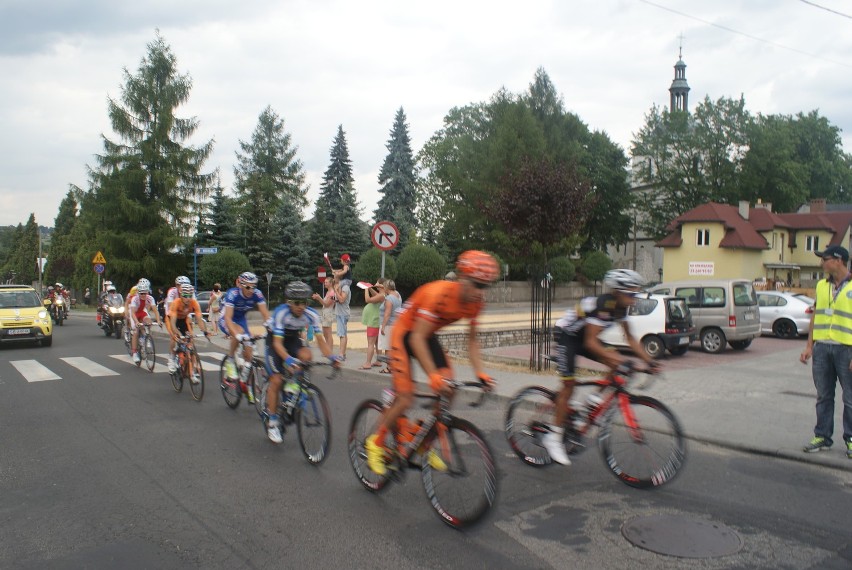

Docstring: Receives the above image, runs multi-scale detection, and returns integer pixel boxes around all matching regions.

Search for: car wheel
[729,339,752,350]
[668,345,688,356]
[41,336,53,347]
[700,328,726,354]
[772,319,798,339]
[641,335,665,359]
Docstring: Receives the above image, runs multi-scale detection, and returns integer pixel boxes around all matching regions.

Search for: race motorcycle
[50,295,67,326]
[100,296,125,338]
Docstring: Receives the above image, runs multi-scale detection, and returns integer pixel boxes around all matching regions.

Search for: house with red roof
[656,199,852,285]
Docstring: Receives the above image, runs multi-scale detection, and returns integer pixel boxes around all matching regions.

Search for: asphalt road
[1,314,851,569]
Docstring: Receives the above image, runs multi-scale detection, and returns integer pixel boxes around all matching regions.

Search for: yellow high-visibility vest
[814,279,832,341]
[829,277,852,345]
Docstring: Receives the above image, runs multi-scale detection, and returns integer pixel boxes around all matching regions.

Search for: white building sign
[688,261,715,276]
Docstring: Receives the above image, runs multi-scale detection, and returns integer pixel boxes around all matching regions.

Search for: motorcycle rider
[99,284,124,333]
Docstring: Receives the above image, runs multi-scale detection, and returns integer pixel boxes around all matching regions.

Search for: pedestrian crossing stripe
[61,357,119,377]
[6,353,227,383]
[10,360,60,382]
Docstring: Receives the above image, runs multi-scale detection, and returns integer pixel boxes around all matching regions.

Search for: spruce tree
[374,107,418,251]
[233,106,309,278]
[271,194,313,289]
[2,214,39,284]
[208,183,241,250]
[46,189,79,285]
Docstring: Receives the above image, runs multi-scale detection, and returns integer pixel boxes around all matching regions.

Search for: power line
[798,0,852,20]
[637,0,852,69]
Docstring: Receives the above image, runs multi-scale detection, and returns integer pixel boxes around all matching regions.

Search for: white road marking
[61,357,120,377]
[11,360,61,382]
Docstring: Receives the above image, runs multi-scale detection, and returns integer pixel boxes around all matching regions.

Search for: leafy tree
[309,125,367,263]
[45,189,80,285]
[549,257,576,284]
[77,32,214,285]
[2,214,39,284]
[394,243,446,294]
[234,106,309,279]
[579,251,612,292]
[353,247,398,283]
[198,249,251,289]
[374,107,418,251]
[489,155,595,264]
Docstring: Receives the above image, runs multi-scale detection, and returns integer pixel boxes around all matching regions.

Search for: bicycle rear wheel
[219,355,242,409]
[295,384,331,465]
[348,399,391,492]
[143,336,156,372]
[599,395,686,489]
[124,327,132,355]
[505,386,557,467]
[189,352,205,401]
[421,418,497,529]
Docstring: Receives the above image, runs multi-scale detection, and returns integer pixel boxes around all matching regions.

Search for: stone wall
[484,281,595,304]
[437,328,531,356]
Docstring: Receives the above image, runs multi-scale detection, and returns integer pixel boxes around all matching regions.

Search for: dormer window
[696,228,710,247]
[806,235,819,252]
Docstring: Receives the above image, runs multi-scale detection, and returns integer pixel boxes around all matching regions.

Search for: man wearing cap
[800,244,852,459]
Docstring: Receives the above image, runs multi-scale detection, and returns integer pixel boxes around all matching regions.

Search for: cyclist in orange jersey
[166,283,210,376]
[365,250,498,476]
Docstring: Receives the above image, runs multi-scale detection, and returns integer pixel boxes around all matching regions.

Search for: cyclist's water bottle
[570,399,587,430]
[584,393,604,425]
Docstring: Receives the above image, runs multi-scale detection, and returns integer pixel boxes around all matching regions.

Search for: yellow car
[0,285,53,347]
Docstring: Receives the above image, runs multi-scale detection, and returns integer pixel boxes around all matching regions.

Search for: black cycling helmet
[285,281,312,300]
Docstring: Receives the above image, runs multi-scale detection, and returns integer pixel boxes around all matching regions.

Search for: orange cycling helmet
[455,250,499,284]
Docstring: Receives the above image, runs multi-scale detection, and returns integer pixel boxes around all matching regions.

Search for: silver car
[756,291,814,339]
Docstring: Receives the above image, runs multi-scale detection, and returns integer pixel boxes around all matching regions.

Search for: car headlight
[38,310,48,319]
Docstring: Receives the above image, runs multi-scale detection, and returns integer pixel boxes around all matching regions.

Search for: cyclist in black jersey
[546,269,661,465]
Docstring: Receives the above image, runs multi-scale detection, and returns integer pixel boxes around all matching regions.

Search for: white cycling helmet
[604,269,645,291]
[137,278,151,294]
[175,276,191,286]
[239,271,259,286]
[179,283,194,298]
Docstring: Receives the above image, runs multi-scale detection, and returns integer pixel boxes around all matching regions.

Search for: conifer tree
[1,214,39,284]
[46,189,80,284]
[374,107,418,251]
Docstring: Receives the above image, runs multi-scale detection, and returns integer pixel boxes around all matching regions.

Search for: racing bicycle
[220,334,266,410]
[170,333,209,401]
[505,359,686,488]
[348,370,496,529]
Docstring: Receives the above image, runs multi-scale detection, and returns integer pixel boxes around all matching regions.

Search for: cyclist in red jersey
[365,250,498,476]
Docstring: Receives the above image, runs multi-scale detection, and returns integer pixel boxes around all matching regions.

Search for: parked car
[648,279,760,354]
[599,294,696,358]
[757,291,814,339]
[0,284,53,347]
[195,290,212,319]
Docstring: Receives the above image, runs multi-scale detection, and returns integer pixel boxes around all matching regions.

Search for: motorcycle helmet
[106,284,116,293]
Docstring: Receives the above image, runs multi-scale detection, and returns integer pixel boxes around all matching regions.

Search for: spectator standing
[334,277,351,361]
[359,281,386,369]
[84,288,91,307]
[799,245,852,459]
[312,276,337,352]
[378,279,402,374]
[208,283,223,335]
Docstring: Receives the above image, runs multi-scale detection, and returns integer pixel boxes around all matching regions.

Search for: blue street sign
[94,264,105,274]
[194,247,219,255]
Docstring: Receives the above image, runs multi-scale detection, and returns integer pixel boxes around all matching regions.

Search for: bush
[395,244,447,293]
[198,249,252,290]
[579,251,612,284]
[549,257,576,284]
[353,247,397,284]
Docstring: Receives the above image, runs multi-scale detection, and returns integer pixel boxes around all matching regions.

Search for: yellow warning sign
[91,251,106,264]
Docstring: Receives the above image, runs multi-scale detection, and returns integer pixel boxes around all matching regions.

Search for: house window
[696,229,710,247]
[806,235,819,252]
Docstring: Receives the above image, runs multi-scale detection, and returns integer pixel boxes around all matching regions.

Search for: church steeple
[669,40,690,113]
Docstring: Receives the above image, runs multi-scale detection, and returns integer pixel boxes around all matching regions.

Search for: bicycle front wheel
[295,383,331,465]
[347,399,391,493]
[505,386,556,467]
[422,418,497,529]
[189,352,205,402]
[219,356,242,409]
[170,357,183,393]
[143,336,156,372]
[599,395,686,489]
[251,364,266,415]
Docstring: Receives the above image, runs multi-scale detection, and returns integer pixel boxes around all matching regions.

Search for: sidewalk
[208,307,852,472]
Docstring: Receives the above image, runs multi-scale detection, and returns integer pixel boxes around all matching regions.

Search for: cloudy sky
[2,0,851,228]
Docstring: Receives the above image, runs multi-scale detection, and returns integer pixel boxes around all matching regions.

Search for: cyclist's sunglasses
[241,284,255,290]
[288,299,308,306]
[471,281,490,290]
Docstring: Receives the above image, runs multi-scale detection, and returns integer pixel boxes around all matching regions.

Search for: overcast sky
[2,0,851,228]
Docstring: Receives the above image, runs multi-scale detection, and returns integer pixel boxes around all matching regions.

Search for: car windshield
[0,290,41,309]
[667,298,689,321]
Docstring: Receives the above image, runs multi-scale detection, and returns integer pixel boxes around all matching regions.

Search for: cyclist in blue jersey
[263,281,341,443]
[219,272,271,401]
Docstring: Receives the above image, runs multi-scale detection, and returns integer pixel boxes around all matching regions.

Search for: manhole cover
[622,514,742,558]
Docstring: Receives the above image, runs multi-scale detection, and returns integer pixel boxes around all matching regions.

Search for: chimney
[810,198,826,213]
[755,202,773,212]
[738,200,749,220]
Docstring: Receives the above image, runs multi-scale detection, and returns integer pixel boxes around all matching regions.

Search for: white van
[648,280,760,354]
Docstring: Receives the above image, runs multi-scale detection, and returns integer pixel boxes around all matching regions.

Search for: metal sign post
[371,220,400,278]
[193,246,219,289]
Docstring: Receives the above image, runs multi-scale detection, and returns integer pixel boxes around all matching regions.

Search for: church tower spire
[669,37,690,113]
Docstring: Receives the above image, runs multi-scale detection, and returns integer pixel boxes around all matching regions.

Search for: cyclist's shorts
[264,332,304,375]
[219,317,250,337]
[553,327,590,378]
[389,332,453,395]
[133,310,149,325]
[167,318,190,337]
